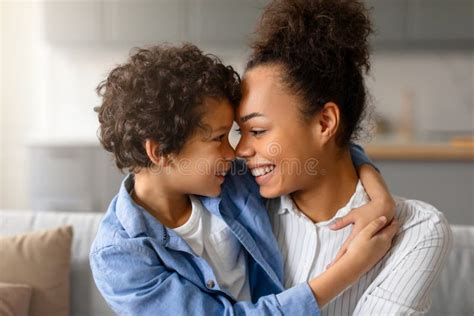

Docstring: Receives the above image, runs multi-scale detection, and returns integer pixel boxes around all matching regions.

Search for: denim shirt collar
[115,174,225,246]
[115,174,168,241]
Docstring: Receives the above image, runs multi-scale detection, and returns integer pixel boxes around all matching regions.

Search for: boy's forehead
[201,97,235,128]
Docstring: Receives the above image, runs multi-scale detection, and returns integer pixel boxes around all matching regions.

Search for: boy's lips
[215,166,231,178]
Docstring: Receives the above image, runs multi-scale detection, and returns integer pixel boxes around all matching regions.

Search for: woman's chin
[259,185,283,199]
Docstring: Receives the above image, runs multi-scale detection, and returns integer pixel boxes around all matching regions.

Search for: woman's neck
[132,171,192,228]
[290,149,359,223]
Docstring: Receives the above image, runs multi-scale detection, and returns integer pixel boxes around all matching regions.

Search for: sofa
[0,210,472,316]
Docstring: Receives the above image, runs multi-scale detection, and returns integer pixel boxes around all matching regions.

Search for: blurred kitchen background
[0,0,473,225]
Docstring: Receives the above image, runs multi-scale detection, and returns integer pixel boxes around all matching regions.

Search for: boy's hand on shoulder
[334,216,399,276]
[327,197,396,269]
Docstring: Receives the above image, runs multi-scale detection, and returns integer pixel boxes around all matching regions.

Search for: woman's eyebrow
[239,112,265,123]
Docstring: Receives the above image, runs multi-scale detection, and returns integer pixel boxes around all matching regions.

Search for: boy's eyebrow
[213,125,232,133]
[239,112,265,123]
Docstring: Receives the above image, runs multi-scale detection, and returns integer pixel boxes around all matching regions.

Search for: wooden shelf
[365,143,474,161]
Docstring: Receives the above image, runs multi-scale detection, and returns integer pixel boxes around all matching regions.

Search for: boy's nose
[223,141,236,161]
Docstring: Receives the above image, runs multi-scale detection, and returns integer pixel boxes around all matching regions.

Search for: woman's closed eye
[250,129,266,137]
[234,128,266,137]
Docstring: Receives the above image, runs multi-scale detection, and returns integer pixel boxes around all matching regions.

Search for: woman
[236,0,452,314]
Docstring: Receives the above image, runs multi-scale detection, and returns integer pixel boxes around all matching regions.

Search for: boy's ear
[145,139,162,166]
[312,102,340,145]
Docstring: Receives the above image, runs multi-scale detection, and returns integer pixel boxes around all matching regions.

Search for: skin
[132,83,397,308]
[132,97,235,228]
[236,63,394,223]
[235,63,399,305]
[235,64,360,222]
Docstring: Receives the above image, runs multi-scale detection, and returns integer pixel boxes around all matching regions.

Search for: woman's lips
[250,164,275,185]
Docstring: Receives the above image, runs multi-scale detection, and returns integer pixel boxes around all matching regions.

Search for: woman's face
[235,64,324,198]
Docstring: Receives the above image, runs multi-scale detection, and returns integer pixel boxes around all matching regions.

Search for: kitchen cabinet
[42,0,473,49]
[366,0,407,43]
[28,143,124,212]
[42,0,269,48]
[407,0,474,43]
[374,160,473,225]
[365,141,474,225]
[367,0,474,50]
[102,0,186,46]
[44,0,268,49]
[188,0,267,49]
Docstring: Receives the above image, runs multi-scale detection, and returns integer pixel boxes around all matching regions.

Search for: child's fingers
[329,213,355,230]
[326,239,350,269]
[360,216,387,238]
[378,219,399,241]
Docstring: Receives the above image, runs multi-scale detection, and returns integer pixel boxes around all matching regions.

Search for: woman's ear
[145,139,162,166]
[312,102,340,145]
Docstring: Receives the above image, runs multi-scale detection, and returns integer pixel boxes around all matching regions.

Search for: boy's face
[167,97,235,197]
[235,65,324,198]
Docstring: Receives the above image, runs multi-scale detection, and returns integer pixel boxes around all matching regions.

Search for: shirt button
[206,280,215,289]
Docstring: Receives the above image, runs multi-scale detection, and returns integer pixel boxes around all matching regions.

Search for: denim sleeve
[350,142,379,172]
[90,243,321,316]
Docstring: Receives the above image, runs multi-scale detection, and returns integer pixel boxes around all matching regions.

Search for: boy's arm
[327,143,396,268]
[90,217,398,315]
[90,243,319,316]
[349,143,394,211]
[349,142,379,172]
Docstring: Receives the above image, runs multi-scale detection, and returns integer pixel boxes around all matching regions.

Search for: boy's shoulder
[90,197,124,253]
[90,195,154,256]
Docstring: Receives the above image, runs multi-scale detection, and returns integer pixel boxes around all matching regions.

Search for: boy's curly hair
[248,0,373,146]
[95,44,241,172]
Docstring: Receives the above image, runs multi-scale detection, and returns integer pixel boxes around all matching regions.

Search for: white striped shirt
[268,181,453,315]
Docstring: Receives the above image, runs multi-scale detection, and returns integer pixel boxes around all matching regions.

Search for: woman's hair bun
[250,0,373,74]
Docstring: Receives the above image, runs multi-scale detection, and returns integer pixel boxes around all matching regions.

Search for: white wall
[0,2,4,207]
[0,1,473,209]
[1,1,45,209]
[367,52,474,136]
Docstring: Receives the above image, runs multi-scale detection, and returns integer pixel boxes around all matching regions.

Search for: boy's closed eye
[213,134,227,142]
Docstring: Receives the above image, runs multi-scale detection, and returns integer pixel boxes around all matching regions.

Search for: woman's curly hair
[248,0,373,146]
[95,44,241,172]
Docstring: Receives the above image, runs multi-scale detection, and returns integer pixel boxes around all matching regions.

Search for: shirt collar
[276,181,369,225]
[115,174,166,239]
[278,195,296,215]
[115,174,225,242]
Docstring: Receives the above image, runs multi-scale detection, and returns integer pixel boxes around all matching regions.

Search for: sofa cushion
[0,210,114,316]
[0,282,33,316]
[429,224,474,315]
[0,225,73,316]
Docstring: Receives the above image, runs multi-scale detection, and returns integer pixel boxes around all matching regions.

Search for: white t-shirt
[173,195,251,301]
[268,181,452,315]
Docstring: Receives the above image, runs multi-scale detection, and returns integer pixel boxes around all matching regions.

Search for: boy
[90,44,397,315]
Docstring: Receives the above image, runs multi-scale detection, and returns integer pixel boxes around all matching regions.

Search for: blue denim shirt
[90,144,372,315]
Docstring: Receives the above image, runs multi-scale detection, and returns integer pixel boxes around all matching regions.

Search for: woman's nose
[235,135,254,159]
